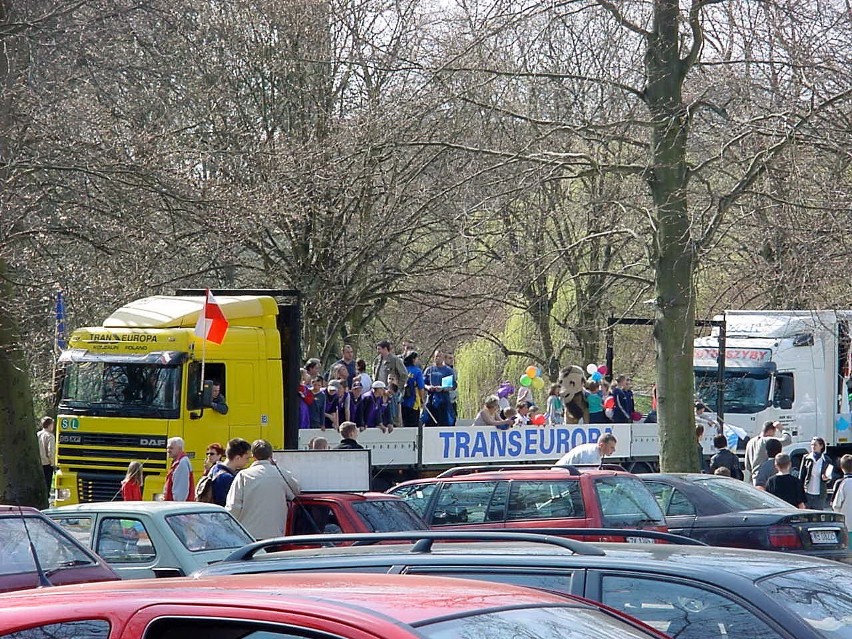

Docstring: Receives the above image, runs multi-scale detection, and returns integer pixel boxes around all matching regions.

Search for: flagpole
[199,290,207,392]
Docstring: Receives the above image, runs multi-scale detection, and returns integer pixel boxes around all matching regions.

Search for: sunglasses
[205,452,219,456]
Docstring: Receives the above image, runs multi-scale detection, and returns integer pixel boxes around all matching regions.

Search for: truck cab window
[773,373,794,410]
[187,362,226,410]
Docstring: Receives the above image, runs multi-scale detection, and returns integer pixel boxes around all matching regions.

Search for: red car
[0,572,670,639]
[388,465,667,541]
[289,492,427,535]
[0,505,118,592]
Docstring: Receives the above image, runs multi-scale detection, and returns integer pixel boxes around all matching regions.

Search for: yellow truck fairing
[55,295,285,504]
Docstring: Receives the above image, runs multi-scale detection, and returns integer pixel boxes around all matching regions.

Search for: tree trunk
[645,0,699,472]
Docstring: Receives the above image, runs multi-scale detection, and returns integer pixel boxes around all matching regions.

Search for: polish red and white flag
[194,289,229,344]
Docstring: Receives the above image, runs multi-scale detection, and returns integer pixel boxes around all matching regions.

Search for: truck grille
[58,432,168,474]
[77,472,124,503]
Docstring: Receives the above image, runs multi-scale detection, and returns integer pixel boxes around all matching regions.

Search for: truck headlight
[153,493,165,502]
[55,488,71,501]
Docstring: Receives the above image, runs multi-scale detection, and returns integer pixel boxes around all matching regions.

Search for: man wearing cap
[361,381,393,433]
[744,420,792,485]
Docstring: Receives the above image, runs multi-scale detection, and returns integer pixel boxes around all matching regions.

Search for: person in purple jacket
[360,381,393,433]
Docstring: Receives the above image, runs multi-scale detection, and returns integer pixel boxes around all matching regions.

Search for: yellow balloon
[532,377,545,390]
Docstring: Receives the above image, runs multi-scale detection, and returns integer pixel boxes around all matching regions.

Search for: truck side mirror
[200,380,213,408]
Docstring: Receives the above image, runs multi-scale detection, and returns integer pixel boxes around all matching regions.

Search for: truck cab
[55,293,298,504]
[694,311,852,460]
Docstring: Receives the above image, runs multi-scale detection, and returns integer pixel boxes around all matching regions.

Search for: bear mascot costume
[558,365,589,424]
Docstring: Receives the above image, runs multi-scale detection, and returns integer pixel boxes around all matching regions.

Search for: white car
[44,501,253,578]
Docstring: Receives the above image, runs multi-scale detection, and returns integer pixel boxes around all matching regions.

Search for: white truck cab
[694,310,852,462]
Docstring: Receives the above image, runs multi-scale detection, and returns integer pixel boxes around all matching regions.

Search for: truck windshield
[695,369,770,414]
[60,361,181,418]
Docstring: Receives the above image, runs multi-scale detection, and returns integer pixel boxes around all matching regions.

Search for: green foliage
[455,338,504,419]
[502,307,540,381]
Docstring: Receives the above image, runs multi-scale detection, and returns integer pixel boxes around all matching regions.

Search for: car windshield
[60,360,181,418]
[165,512,254,551]
[757,567,852,639]
[0,516,95,576]
[418,604,658,639]
[350,500,429,532]
[695,369,770,414]
[693,476,794,510]
[594,476,666,527]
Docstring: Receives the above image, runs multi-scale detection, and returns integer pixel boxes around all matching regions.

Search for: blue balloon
[591,371,603,382]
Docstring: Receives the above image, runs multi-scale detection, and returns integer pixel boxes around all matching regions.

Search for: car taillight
[768,525,803,549]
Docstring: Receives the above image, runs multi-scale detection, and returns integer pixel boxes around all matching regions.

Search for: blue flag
[55,289,67,353]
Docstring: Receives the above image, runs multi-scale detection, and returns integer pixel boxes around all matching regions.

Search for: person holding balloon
[518,365,545,408]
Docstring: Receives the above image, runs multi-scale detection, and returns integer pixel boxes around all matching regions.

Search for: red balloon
[532,414,546,426]
[597,365,608,376]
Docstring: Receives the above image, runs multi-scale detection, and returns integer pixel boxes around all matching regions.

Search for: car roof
[298,492,404,502]
[0,572,577,625]
[201,535,838,583]
[44,501,228,515]
[0,506,40,515]
[395,468,631,484]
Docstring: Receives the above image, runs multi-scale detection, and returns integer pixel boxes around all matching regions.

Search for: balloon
[497,382,515,399]
[586,363,598,375]
[630,411,643,422]
[532,376,545,390]
[532,414,546,425]
[591,371,603,382]
[519,374,532,387]
[525,365,538,378]
[536,368,542,377]
[597,365,608,376]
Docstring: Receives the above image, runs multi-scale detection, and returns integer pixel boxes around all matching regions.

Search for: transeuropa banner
[420,424,624,465]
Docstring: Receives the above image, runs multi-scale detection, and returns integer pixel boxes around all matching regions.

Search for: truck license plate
[810,530,838,544]
[626,536,655,544]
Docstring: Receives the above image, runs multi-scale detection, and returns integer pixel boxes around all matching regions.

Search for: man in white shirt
[555,433,617,467]
[37,417,56,492]
[744,420,792,484]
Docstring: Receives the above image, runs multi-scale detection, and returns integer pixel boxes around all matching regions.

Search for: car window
[51,516,94,547]
[600,575,782,639]
[0,516,95,575]
[389,483,437,519]
[418,604,660,639]
[290,505,343,535]
[144,618,344,639]
[165,512,254,552]
[96,518,156,563]
[432,481,503,526]
[692,476,794,510]
[507,481,585,521]
[350,500,429,532]
[758,566,852,639]
[593,477,666,527]
[405,567,575,594]
[644,482,696,517]
[1,620,110,639]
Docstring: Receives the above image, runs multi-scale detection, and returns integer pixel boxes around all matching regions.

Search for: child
[585,381,606,423]
[121,461,144,501]
[765,453,806,508]
[545,384,564,425]
[713,466,732,477]
[514,401,531,427]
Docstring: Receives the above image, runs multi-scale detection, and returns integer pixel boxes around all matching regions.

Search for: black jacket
[336,438,364,450]
[709,448,744,480]
[799,454,833,497]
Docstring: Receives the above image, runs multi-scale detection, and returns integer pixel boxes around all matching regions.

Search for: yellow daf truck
[54,290,301,503]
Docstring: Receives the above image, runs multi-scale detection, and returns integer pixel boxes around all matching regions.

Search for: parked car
[0,571,671,639]
[639,473,850,561]
[44,501,254,578]
[387,465,666,540]
[0,505,118,592]
[288,492,427,535]
[198,529,852,639]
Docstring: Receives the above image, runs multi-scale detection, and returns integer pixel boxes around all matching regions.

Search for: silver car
[44,501,253,578]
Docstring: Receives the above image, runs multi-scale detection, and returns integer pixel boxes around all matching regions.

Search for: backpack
[195,472,215,503]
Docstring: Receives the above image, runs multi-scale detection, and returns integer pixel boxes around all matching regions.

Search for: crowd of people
[297,340,459,432]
